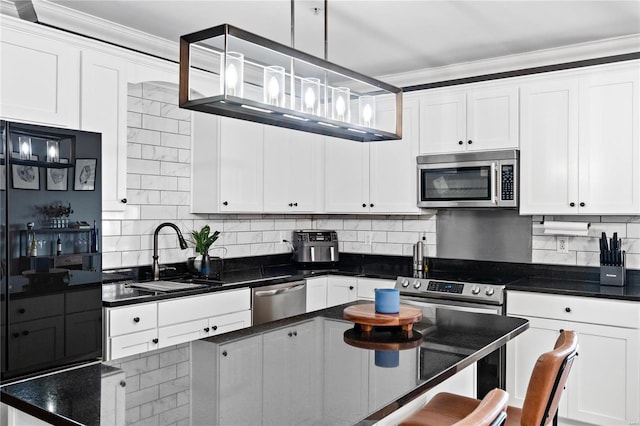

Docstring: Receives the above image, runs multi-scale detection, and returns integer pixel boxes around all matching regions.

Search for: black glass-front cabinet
[1,120,103,383]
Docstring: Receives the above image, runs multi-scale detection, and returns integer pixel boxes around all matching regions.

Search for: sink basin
[127,280,210,293]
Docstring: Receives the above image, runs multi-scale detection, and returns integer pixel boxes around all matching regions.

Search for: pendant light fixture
[179,0,402,142]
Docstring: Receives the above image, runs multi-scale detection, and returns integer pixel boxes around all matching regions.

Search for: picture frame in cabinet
[47,158,69,191]
[11,153,40,190]
[73,158,96,191]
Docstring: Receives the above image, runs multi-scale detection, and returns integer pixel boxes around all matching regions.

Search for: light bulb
[362,104,373,126]
[304,87,316,112]
[268,76,280,101]
[226,63,238,93]
[49,145,57,159]
[336,96,346,117]
[21,141,30,156]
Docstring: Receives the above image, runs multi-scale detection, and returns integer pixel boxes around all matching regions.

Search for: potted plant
[188,225,220,276]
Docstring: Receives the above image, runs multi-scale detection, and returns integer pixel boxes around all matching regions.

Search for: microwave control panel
[501,165,514,201]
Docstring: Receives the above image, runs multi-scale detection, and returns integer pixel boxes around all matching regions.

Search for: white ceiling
[41,0,640,77]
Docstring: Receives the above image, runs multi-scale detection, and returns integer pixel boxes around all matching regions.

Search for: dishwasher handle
[254,282,305,297]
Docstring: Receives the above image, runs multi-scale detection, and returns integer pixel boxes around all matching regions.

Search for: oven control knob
[471,285,481,295]
[485,287,495,296]
[400,278,409,288]
[413,280,422,289]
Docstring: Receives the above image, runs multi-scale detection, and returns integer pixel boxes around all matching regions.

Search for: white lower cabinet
[327,275,358,306]
[263,321,322,425]
[323,319,370,424]
[192,335,264,426]
[306,276,329,312]
[105,288,251,360]
[507,291,640,425]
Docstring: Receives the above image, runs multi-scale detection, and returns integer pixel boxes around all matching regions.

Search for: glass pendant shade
[18,136,32,160]
[359,95,376,128]
[179,24,402,142]
[263,65,286,107]
[46,140,60,162]
[331,87,350,122]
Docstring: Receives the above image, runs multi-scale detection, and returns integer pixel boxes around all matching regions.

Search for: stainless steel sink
[127,280,209,293]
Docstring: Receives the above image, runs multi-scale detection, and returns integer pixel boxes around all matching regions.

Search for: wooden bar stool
[401,330,578,426]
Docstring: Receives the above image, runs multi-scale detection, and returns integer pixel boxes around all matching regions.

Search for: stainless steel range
[395,275,507,398]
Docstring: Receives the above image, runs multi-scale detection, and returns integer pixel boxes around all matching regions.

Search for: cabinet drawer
[158,288,250,327]
[9,294,64,323]
[209,310,252,336]
[108,303,157,336]
[507,291,639,328]
[109,329,158,360]
[158,318,209,348]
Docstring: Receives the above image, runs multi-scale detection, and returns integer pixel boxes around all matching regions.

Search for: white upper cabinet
[324,96,421,214]
[191,114,264,213]
[0,22,80,128]
[263,127,323,213]
[520,61,639,215]
[419,85,518,154]
[80,50,128,211]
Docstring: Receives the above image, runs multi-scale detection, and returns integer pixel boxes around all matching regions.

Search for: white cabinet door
[263,126,323,213]
[324,136,369,213]
[219,118,264,212]
[263,321,321,425]
[0,25,80,127]
[306,276,328,312]
[323,319,369,423]
[369,97,421,214]
[519,78,580,215]
[505,316,569,417]
[466,86,519,151]
[217,336,263,426]
[578,66,640,215]
[109,329,159,360]
[419,92,466,154]
[81,50,128,211]
[567,321,639,425]
[326,276,357,307]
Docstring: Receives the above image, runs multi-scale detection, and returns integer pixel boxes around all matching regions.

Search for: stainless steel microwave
[417,149,519,208]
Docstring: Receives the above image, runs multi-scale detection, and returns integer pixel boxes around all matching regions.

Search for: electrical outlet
[557,236,569,254]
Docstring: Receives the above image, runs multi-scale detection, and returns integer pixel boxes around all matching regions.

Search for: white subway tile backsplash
[128,111,142,128]
[315,218,344,230]
[532,235,556,250]
[160,191,190,206]
[344,218,372,231]
[237,231,263,244]
[128,142,142,159]
[250,219,275,231]
[178,149,190,163]
[140,205,178,220]
[128,128,161,146]
[177,177,190,192]
[372,218,402,232]
[128,158,161,175]
[576,251,600,267]
[141,175,178,191]
[161,133,190,149]
[387,231,422,244]
[372,243,403,255]
[143,84,178,103]
[627,223,640,238]
[103,235,141,252]
[160,162,190,177]
[532,250,577,265]
[178,120,191,135]
[142,145,179,162]
[161,103,191,121]
[223,220,251,232]
[127,174,141,190]
[128,82,143,97]
[127,189,161,205]
[343,241,372,253]
[128,96,161,116]
[402,217,435,232]
[143,115,180,134]
[102,220,122,236]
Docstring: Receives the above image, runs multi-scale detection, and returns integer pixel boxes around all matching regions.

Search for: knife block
[600,265,626,287]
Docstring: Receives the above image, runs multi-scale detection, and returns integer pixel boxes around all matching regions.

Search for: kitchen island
[1,301,528,426]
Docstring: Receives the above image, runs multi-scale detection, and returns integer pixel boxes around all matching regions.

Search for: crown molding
[30,0,179,62]
[381,34,640,88]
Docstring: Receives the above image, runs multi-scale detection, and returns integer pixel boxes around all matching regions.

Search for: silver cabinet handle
[255,283,305,297]
[491,162,498,204]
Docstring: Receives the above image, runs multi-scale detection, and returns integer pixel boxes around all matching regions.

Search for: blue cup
[375,288,400,313]
[375,350,400,368]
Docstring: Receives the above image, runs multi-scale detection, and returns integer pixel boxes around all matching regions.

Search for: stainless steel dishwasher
[252,280,306,326]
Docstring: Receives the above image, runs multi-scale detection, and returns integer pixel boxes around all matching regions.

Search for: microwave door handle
[310,246,315,262]
[491,162,498,204]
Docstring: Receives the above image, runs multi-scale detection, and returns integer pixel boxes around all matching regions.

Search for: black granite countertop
[0,301,528,426]
[102,254,640,306]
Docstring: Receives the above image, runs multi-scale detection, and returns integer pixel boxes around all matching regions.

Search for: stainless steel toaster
[292,230,339,263]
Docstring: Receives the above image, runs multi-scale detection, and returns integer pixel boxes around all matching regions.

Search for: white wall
[101,82,640,271]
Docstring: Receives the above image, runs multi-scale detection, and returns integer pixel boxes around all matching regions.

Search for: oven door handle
[491,162,498,205]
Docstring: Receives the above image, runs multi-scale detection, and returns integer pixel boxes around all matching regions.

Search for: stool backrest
[453,388,509,426]
[521,330,578,426]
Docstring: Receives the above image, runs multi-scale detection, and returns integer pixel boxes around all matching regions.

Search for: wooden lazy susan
[343,303,423,333]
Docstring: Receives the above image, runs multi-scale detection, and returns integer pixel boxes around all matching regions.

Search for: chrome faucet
[152,222,189,281]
